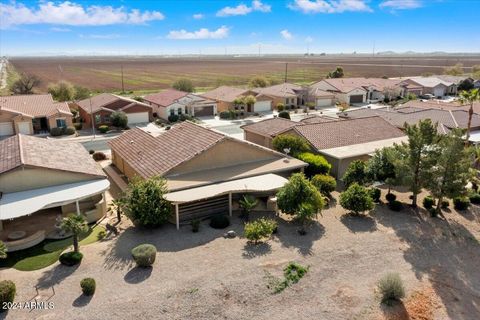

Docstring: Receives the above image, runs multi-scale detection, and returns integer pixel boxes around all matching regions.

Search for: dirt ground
[1,188,479,320]
[9,55,480,92]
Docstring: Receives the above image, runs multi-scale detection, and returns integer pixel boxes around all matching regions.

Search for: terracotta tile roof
[299,115,340,124]
[291,116,405,151]
[0,94,72,118]
[313,78,403,93]
[309,87,335,98]
[201,86,250,103]
[143,89,188,107]
[241,117,298,137]
[0,134,105,177]
[254,83,302,98]
[76,93,151,114]
[404,77,452,88]
[108,122,225,178]
[402,100,480,114]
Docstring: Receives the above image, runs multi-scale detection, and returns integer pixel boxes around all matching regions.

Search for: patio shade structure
[0,179,110,221]
[165,173,288,230]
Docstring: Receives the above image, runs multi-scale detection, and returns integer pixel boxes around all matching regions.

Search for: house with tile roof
[74,93,153,128]
[143,89,217,119]
[401,77,457,97]
[108,121,306,227]
[253,83,308,109]
[0,134,109,251]
[0,94,73,136]
[201,86,274,113]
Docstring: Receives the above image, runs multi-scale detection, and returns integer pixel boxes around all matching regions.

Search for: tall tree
[48,81,75,101]
[424,129,473,215]
[61,214,88,253]
[272,134,310,156]
[394,120,439,207]
[327,66,344,78]
[172,78,194,92]
[248,76,269,88]
[366,147,398,193]
[459,89,480,144]
[11,73,40,94]
[276,173,324,216]
[342,160,370,188]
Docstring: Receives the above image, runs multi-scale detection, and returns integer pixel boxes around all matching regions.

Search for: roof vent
[130,140,134,144]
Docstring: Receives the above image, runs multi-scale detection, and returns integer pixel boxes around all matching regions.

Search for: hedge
[297,152,331,177]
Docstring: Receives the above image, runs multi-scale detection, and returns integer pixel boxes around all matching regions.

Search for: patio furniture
[7,230,26,240]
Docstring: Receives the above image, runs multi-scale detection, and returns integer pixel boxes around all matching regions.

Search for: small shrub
[50,127,64,136]
[244,218,277,244]
[453,196,470,210]
[89,149,95,155]
[385,192,397,203]
[429,207,438,217]
[368,188,381,203]
[423,196,435,209]
[297,152,331,177]
[111,111,128,128]
[388,200,403,211]
[98,125,109,133]
[469,192,480,204]
[131,244,157,267]
[0,280,16,313]
[74,122,83,130]
[378,273,405,305]
[339,183,374,215]
[441,200,450,209]
[209,215,230,229]
[191,219,200,233]
[59,251,83,266]
[168,114,179,123]
[276,103,285,111]
[97,230,106,240]
[219,111,231,119]
[65,126,76,135]
[278,111,290,119]
[80,278,96,296]
[284,262,309,284]
[311,174,336,196]
[92,151,107,161]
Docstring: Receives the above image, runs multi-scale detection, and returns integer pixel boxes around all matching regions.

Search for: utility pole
[284,63,288,83]
[372,40,375,57]
[121,63,125,93]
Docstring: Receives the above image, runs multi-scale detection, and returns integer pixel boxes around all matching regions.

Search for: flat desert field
[8,55,480,93]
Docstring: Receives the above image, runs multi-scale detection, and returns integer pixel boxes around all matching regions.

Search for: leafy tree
[444,63,463,76]
[123,176,172,227]
[249,76,269,88]
[110,198,125,222]
[244,218,277,244]
[48,81,75,101]
[327,66,344,78]
[172,78,194,92]
[366,147,397,193]
[276,173,324,216]
[0,241,7,259]
[342,160,370,188]
[278,111,291,119]
[233,96,246,107]
[276,103,285,111]
[424,129,473,215]
[272,134,310,156]
[111,111,128,128]
[459,89,480,144]
[244,95,257,111]
[11,73,40,94]
[339,183,375,215]
[296,202,317,234]
[458,78,474,92]
[238,195,258,221]
[297,152,331,177]
[311,174,336,197]
[394,119,439,207]
[61,214,88,253]
[73,85,91,100]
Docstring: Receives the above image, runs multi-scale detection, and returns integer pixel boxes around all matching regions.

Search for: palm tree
[61,214,88,253]
[238,195,258,222]
[110,198,125,222]
[0,241,7,259]
[459,89,480,145]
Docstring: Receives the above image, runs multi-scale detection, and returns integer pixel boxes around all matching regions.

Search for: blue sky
[1,0,479,56]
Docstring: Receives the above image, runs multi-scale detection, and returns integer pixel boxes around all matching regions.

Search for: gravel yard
[1,189,479,320]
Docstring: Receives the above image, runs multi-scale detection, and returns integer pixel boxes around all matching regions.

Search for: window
[103,115,111,123]
[95,114,101,124]
[56,118,66,128]
[170,109,175,116]
[177,108,183,115]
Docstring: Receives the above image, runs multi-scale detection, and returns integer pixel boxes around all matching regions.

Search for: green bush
[423,196,435,209]
[209,215,230,229]
[388,200,403,211]
[297,152,331,177]
[64,126,76,135]
[74,122,83,130]
[92,151,107,161]
[219,111,231,119]
[429,207,438,217]
[131,244,157,267]
[284,262,309,284]
[339,183,374,215]
[385,192,397,203]
[111,111,128,128]
[168,114,179,123]
[89,149,95,155]
[342,160,369,188]
[191,219,200,233]
[50,127,64,136]
[378,273,405,305]
[98,125,109,133]
[244,218,277,244]
[272,134,310,157]
[276,103,285,111]
[0,280,16,313]
[311,174,336,196]
[59,251,83,266]
[441,200,450,209]
[368,188,381,203]
[80,278,96,296]
[278,111,290,119]
[453,196,470,210]
[97,230,106,240]
[469,192,480,204]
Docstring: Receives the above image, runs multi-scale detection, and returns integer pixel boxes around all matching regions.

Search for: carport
[165,173,287,229]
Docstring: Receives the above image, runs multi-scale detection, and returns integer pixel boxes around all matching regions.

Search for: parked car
[419,94,435,100]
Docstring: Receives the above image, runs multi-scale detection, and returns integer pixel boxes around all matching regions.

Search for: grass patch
[0,225,105,271]
[265,262,309,294]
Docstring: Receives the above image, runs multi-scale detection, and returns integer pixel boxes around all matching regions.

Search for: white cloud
[0,1,165,28]
[50,27,71,32]
[305,36,313,43]
[217,1,271,16]
[280,29,293,40]
[193,13,204,19]
[79,34,122,39]
[167,26,230,40]
[288,0,372,14]
[379,0,422,10]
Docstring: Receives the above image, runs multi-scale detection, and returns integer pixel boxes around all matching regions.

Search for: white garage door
[433,87,445,97]
[17,122,31,134]
[0,122,14,136]
[127,112,149,124]
[253,100,272,112]
[316,98,332,108]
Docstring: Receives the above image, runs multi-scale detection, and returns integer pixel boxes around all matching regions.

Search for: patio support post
[228,192,232,217]
[0,220,3,231]
[175,204,179,230]
[76,200,81,216]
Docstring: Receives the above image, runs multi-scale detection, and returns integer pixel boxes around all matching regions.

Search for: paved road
[81,139,111,153]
